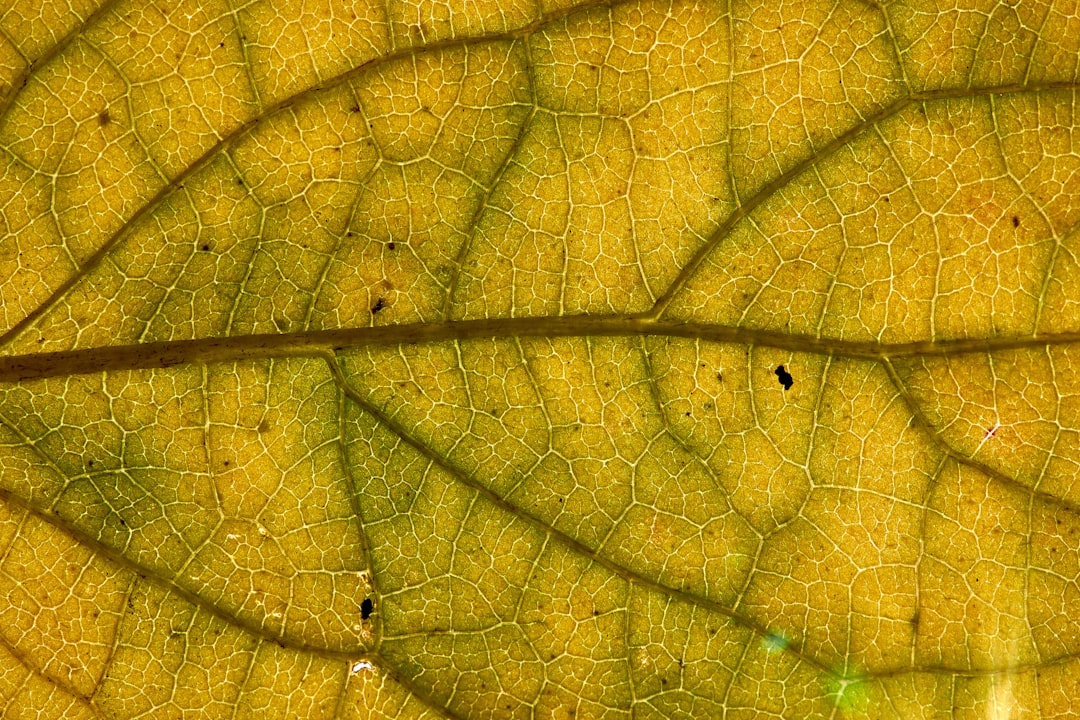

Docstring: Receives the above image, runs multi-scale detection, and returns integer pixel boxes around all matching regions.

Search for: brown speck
[1012,215,1020,228]
[98,110,111,126]
[371,297,386,314]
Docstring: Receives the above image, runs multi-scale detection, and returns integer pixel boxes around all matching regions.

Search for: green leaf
[1,0,1079,717]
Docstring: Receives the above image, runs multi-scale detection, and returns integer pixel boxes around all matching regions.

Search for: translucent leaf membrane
[0,359,374,653]
[2,0,1080,717]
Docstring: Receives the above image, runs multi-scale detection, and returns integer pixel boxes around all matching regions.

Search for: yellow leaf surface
[1,0,1079,717]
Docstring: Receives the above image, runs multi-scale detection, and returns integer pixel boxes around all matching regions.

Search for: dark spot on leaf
[257,419,270,433]
[387,242,395,250]
[1012,215,1020,228]
[774,365,793,390]
[98,110,110,126]
[910,610,920,629]
[371,297,385,314]
[361,598,374,619]
[201,245,209,251]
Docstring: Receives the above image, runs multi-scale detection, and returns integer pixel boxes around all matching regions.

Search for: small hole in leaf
[361,598,373,619]
[201,245,210,251]
[774,365,793,390]
[387,242,395,250]
[371,297,385,314]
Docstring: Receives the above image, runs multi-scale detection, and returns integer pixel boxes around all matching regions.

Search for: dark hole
[387,242,395,250]
[361,598,373,619]
[1012,215,1020,228]
[371,297,385,314]
[98,110,111,126]
[774,365,793,390]
[201,245,209,251]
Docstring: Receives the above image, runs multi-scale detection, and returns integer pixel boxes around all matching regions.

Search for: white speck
[976,422,1001,454]
[351,660,374,673]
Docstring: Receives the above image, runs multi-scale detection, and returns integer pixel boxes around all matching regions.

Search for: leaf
[0,0,1079,717]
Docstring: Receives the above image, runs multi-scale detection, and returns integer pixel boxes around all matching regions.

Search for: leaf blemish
[1012,215,1020,227]
[774,365,793,390]
[361,598,373,619]
[98,110,111,126]
[371,297,386,314]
